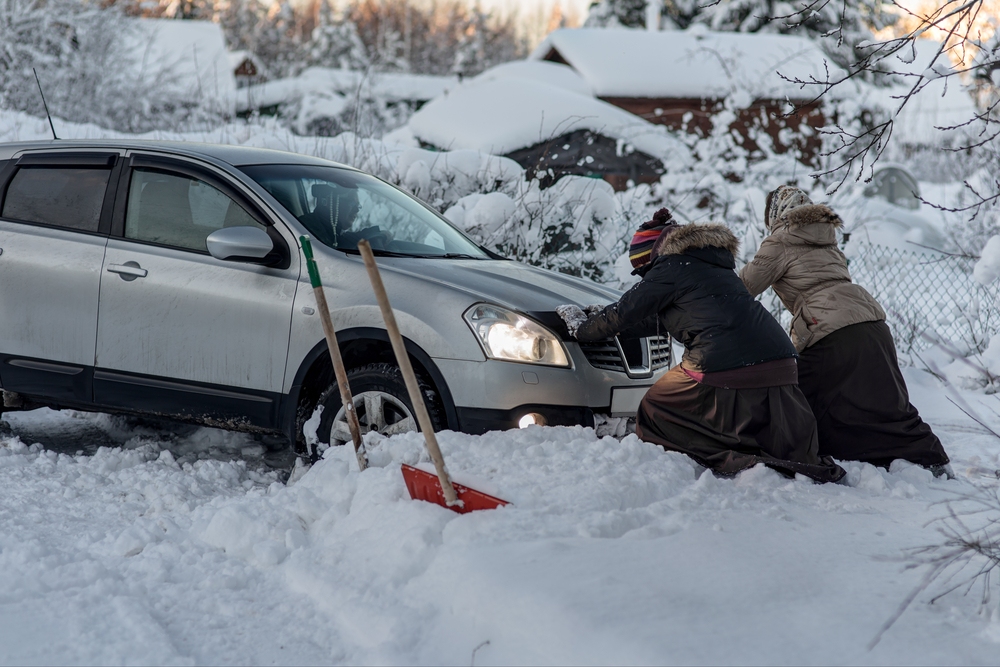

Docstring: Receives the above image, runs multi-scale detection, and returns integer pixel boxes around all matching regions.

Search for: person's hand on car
[556,304,588,338]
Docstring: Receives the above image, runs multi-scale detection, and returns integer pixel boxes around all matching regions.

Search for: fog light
[518,412,546,428]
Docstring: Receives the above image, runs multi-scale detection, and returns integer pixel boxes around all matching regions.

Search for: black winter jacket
[577,224,797,373]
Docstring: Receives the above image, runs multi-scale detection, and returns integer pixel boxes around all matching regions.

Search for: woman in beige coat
[739,186,950,472]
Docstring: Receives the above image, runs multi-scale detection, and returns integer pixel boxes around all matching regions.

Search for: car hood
[370,256,621,320]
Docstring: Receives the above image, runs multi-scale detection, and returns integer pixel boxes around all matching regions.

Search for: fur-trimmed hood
[776,204,844,230]
[656,223,740,257]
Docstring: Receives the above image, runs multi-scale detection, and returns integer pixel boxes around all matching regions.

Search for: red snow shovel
[357,240,509,514]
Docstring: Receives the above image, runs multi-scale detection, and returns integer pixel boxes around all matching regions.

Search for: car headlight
[464,304,570,367]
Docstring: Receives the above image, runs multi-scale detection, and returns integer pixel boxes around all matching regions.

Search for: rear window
[1,166,111,232]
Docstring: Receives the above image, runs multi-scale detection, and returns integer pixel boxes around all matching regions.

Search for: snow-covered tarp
[127,18,237,116]
[408,75,690,159]
[530,26,844,100]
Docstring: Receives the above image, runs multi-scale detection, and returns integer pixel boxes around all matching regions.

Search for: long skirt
[635,366,846,483]
[797,320,949,468]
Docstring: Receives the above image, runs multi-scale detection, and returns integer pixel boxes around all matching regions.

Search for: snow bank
[2,381,1000,664]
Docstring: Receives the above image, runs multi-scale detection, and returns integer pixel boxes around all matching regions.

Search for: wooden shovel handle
[301,236,367,472]
[357,240,461,507]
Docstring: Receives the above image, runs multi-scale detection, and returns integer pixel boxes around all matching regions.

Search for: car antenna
[32,68,58,140]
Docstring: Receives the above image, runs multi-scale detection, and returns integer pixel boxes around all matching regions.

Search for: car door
[93,153,299,429]
[0,152,120,402]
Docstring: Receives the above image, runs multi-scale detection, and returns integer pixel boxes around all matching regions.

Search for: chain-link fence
[848,243,1000,359]
[756,243,999,363]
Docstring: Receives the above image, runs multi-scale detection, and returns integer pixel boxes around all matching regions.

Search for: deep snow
[2,368,1000,665]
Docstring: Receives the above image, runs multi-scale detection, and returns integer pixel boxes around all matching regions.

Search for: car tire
[313,363,446,451]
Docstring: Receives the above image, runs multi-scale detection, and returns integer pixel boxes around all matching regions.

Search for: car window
[240,164,487,259]
[125,168,265,252]
[1,166,111,232]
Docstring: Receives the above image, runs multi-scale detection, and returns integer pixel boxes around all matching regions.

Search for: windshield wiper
[401,252,485,259]
[341,249,484,260]
[340,248,412,258]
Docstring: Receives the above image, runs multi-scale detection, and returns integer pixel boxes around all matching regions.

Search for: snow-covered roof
[228,49,267,74]
[470,60,592,96]
[407,75,688,159]
[229,50,257,69]
[127,19,236,115]
[530,26,842,100]
[236,68,456,113]
[228,50,251,69]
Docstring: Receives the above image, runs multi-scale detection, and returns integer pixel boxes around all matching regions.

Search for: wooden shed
[531,27,837,163]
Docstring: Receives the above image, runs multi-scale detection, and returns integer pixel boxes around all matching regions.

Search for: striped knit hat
[629,208,678,270]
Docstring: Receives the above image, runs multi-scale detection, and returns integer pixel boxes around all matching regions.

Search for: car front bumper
[433,344,664,433]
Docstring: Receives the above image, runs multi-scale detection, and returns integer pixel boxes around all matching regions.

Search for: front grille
[650,335,672,370]
[579,340,625,372]
[580,334,673,376]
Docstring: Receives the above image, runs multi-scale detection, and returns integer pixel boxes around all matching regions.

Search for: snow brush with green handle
[300,235,367,471]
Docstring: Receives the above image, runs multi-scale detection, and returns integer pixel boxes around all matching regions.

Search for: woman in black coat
[560,210,845,483]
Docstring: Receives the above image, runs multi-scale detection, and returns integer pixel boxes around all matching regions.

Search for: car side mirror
[206,226,274,262]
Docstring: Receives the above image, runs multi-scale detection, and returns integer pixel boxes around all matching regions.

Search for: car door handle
[107,262,147,280]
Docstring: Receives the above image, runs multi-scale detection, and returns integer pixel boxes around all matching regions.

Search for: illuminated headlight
[464,304,570,367]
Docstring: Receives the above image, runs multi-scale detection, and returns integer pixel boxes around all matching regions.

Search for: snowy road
[2,369,1000,665]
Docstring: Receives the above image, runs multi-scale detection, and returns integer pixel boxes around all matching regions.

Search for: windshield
[240,164,488,259]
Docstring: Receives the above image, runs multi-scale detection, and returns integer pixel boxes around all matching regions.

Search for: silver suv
[0,140,670,456]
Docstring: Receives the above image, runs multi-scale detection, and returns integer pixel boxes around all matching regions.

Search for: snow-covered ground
[2,367,1000,665]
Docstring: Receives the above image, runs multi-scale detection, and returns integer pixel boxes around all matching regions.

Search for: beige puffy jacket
[739,204,885,352]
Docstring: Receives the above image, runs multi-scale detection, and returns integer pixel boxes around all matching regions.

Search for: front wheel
[314,363,446,450]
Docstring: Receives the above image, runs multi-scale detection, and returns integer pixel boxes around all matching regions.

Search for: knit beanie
[629,208,679,270]
[765,185,812,231]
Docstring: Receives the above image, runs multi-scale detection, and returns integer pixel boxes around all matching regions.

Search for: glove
[556,304,588,338]
[584,304,604,316]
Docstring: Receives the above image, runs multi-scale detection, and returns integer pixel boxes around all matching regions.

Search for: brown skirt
[635,365,846,483]
[798,320,949,468]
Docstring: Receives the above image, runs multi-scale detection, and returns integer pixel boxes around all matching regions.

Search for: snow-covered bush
[446,175,625,282]
[947,155,1000,254]
[974,236,1000,285]
[0,0,225,132]
[394,147,522,211]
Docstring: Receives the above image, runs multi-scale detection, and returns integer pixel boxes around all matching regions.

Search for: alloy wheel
[328,390,417,447]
